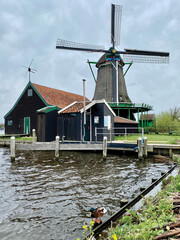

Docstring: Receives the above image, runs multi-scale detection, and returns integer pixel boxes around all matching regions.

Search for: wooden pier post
[143,137,148,157]
[55,136,60,160]
[103,136,107,159]
[32,129,36,143]
[10,136,15,161]
[120,199,128,207]
[169,148,172,157]
[137,137,143,159]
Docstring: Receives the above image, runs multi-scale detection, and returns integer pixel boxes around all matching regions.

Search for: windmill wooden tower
[56,4,169,121]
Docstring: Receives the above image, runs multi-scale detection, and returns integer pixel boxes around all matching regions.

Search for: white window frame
[104,115,111,130]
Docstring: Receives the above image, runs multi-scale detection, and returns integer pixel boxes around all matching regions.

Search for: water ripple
[0,148,173,240]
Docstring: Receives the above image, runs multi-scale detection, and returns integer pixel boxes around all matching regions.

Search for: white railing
[95,127,144,142]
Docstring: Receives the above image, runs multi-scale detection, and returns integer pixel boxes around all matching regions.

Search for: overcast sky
[0,0,179,123]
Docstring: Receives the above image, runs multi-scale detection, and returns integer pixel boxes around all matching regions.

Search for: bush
[109,174,180,240]
[154,108,180,134]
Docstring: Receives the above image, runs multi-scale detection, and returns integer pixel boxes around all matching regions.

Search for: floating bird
[90,207,107,225]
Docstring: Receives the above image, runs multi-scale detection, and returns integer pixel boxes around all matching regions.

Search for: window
[94,116,99,124]
[7,120,13,126]
[27,89,33,97]
[104,116,111,130]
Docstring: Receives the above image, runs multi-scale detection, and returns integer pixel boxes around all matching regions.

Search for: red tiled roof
[60,101,91,114]
[32,83,89,109]
[140,114,155,121]
[114,116,138,124]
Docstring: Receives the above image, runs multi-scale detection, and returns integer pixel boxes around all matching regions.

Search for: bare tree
[170,107,180,121]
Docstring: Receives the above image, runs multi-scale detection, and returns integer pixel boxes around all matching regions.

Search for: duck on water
[90,207,107,228]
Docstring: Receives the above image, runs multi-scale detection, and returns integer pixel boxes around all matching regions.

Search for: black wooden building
[4,81,139,142]
[37,106,59,142]
[114,116,139,135]
[57,99,116,141]
[4,81,87,139]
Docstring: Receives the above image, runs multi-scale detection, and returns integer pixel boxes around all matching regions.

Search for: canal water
[0,147,173,240]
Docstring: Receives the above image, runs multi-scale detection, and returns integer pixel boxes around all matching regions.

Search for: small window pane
[28,89,33,96]
[104,116,111,130]
[94,116,99,124]
[8,120,13,126]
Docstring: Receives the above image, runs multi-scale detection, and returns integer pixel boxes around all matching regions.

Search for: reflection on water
[0,148,172,240]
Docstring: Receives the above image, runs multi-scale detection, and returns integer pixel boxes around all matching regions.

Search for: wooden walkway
[1,140,180,156]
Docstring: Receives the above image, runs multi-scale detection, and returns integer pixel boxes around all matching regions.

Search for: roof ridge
[114,116,138,123]
[32,82,87,98]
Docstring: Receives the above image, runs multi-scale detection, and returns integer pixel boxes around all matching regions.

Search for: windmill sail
[56,39,105,53]
[56,4,170,106]
[111,4,122,47]
[122,49,169,63]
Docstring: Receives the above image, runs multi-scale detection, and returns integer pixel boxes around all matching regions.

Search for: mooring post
[32,129,36,143]
[103,136,107,159]
[95,127,97,142]
[169,148,172,157]
[125,128,127,142]
[120,199,128,207]
[110,123,112,143]
[55,136,60,160]
[143,137,148,157]
[137,137,143,159]
[10,136,15,161]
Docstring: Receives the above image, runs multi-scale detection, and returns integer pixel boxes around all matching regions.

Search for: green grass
[0,134,179,144]
[115,133,180,144]
[0,136,33,141]
[173,154,180,165]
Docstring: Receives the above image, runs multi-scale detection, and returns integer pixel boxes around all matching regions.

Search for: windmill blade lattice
[56,39,105,53]
[122,49,169,63]
[111,4,122,47]
[123,55,169,64]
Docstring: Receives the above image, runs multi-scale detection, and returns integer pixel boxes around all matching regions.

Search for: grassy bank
[0,136,33,141]
[115,133,180,144]
[0,133,179,144]
[109,158,180,240]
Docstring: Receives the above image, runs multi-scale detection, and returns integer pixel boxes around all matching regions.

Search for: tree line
[153,107,180,133]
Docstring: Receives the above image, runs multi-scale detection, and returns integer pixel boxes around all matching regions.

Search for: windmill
[56,4,169,119]
[22,59,37,82]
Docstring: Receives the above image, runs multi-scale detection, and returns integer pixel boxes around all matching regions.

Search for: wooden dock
[15,142,180,156]
[1,139,180,156]
[16,142,104,151]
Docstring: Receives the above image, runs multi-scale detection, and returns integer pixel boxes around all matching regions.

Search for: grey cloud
[0,0,179,123]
